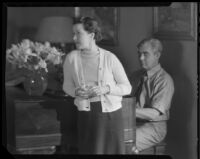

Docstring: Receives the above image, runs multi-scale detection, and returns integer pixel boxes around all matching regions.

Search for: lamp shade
[35,16,73,43]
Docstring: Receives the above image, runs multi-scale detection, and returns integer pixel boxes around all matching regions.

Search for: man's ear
[155,51,161,59]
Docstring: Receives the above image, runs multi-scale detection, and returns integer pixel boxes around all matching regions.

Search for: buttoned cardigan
[63,47,132,112]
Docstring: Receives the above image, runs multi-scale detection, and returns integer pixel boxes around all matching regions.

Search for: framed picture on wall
[74,7,119,45]
[153,2,197,40]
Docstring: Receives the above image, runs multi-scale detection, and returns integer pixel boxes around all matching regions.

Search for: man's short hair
[137,38,163,54]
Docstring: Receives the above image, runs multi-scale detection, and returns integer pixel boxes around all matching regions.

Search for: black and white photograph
[3,2,198,159]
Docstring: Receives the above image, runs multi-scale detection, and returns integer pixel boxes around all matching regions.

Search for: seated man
[130,38,174,153]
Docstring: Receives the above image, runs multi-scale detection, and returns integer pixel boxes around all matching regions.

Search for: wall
[117,7,153,76]
[7,7,74,27]
[160,40,197,159]
[6,6,197,159]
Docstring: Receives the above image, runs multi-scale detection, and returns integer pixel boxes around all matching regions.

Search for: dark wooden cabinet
[15,99,61,154]
[5,86,77,154]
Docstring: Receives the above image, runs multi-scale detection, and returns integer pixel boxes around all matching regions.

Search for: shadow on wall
[160,41,194,159]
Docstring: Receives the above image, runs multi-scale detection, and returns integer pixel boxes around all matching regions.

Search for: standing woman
[63,17,132,154]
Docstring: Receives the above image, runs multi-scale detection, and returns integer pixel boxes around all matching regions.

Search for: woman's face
[73,23,93,50]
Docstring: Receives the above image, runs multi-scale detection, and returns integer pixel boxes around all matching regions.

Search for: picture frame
[74,7,119,45]
[153,2,197,40]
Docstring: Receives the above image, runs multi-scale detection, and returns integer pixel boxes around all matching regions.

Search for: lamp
[35,16,74,53]
[35,16,74,91]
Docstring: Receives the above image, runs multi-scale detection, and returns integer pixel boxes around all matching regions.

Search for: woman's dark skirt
[77,102,125,154]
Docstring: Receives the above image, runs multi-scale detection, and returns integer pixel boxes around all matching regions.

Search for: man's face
[138,43,160,71]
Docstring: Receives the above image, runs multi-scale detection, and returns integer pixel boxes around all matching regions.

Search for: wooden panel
[122,96,136,154]
[16,134,61,149]
[14,99,62,153]
[122,97,136,141]
[15,102,60,136]
[17,146,56,154]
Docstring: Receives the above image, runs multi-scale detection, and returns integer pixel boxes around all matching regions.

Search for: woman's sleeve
[62,55,76,97]
[108,54,132,96]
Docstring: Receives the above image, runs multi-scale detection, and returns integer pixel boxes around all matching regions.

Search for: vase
[23,70,48,96]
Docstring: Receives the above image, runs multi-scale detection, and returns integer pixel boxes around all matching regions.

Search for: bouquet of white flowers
[6,39,64,73]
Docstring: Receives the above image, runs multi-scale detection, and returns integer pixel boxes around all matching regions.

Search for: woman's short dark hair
[73,16,102,42]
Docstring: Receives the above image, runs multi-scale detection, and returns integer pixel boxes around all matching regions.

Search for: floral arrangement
[6,39,64,73]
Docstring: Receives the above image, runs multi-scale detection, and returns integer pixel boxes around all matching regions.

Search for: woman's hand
[88,85,110,97]
[75,87,89,99]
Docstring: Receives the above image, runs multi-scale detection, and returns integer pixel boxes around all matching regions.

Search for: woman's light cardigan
[63,47,132,112]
